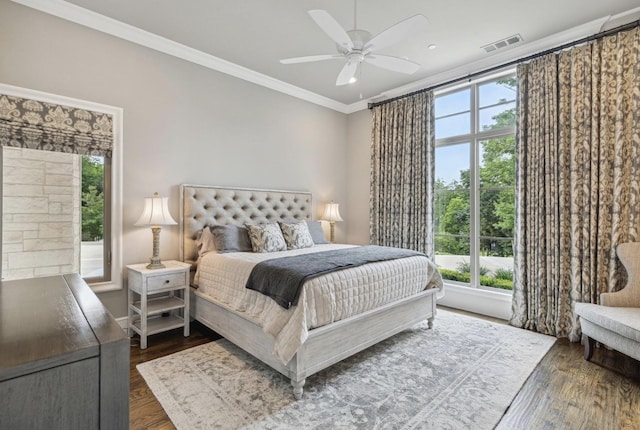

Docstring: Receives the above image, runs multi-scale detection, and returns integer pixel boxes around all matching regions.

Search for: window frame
[82,154,112,284]
[0,83,123,292]
[434,71,516,292]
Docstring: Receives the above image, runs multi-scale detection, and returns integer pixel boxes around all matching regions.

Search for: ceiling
[15,0,640,112]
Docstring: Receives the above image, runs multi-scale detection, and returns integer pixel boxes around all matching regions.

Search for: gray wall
[346,109,372,245]
[0,1,350,317]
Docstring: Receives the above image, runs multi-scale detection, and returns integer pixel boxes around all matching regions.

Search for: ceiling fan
[280,1,428,86]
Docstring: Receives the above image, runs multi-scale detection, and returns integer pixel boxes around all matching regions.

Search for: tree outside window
[81,155,109,281]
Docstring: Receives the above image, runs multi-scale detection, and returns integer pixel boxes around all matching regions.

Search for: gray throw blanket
[245,245,425,309]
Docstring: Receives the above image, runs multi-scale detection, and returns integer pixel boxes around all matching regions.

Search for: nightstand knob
[164,279,170,284]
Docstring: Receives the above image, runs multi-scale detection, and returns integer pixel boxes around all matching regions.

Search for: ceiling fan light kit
[281,4,428,86]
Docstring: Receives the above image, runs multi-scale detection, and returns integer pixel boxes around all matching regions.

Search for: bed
[180,184,443,399]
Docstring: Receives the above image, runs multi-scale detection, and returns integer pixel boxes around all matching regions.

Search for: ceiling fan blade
[365,15,428,52]
[280,54,342,64]
[365,54,421,74]
[308,10,354,51]
[336,60,359,86]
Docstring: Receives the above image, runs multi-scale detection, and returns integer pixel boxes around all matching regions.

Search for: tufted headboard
[179,184,313,264]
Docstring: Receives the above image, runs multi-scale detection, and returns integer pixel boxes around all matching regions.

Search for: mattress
[195,244,443,363]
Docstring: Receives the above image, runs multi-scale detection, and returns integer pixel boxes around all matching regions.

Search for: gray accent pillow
[307,220,329,244]
[245,223,287,253]
[278,220,314,250]
[210,225,252,253]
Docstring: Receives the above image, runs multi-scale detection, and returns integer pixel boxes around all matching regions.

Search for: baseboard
[115,316,128,332]
[438,283,512,320]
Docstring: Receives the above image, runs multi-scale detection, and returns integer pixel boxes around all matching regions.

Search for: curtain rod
[368,19,640,109]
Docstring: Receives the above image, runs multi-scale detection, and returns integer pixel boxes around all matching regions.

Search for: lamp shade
[134,193,177,227]
[321,202,343,223]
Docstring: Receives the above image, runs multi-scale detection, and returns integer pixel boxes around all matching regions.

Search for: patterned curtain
[0,94,113,157]
[370,91,435,257]
[511,27,640,340]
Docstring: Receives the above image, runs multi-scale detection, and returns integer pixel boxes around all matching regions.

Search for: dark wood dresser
[0,274,129,429]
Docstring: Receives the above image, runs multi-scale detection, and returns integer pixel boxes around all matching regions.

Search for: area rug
[137,309,555,429]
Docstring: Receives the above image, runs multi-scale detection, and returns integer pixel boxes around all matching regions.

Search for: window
[434,73,516,291]
[81,155,111,282]
[0,84,123,291]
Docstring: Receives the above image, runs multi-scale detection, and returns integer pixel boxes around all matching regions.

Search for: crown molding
[10,0,353,114]
[343,100,370,114]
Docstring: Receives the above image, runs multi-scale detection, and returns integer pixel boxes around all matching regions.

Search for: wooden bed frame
[179,184,439,399]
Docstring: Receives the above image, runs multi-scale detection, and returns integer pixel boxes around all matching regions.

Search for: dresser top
[0,275,101,381]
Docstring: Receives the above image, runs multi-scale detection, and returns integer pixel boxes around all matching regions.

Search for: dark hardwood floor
[129,309,640,430]
[498,337,640,429]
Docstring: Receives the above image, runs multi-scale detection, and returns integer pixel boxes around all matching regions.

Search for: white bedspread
[195,244,443,363]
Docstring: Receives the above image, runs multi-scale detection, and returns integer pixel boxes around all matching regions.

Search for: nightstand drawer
[146,272,187,292]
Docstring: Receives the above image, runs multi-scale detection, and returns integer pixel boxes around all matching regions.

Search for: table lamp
[321,201,343,243]
[134,192,177,269]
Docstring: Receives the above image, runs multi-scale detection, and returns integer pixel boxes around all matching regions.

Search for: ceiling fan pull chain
[353,0,357,30]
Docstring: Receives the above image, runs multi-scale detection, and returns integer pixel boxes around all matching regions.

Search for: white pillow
[195,226,216,258]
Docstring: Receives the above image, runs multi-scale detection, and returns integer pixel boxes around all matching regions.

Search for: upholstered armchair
[600,243,640,307]
[575,242,640,362]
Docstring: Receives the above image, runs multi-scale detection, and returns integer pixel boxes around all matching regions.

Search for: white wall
[0,1,349,317]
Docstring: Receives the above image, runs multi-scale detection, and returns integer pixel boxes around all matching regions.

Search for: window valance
[0,94,113,157]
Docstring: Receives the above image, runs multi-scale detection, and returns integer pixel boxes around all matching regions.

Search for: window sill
[89,280,123,293]
[438,282,512,320]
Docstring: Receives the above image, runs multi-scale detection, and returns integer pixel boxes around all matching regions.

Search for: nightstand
[127,260,191,349]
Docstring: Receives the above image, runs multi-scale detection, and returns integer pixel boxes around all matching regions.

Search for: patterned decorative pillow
[245,223,287,253]
[279,220,314,250]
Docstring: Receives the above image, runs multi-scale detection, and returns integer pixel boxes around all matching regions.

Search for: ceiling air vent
[482,34,523,53]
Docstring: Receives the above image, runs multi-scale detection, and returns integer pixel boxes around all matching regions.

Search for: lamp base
[146,226,165,269]
[146,257,166,270]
